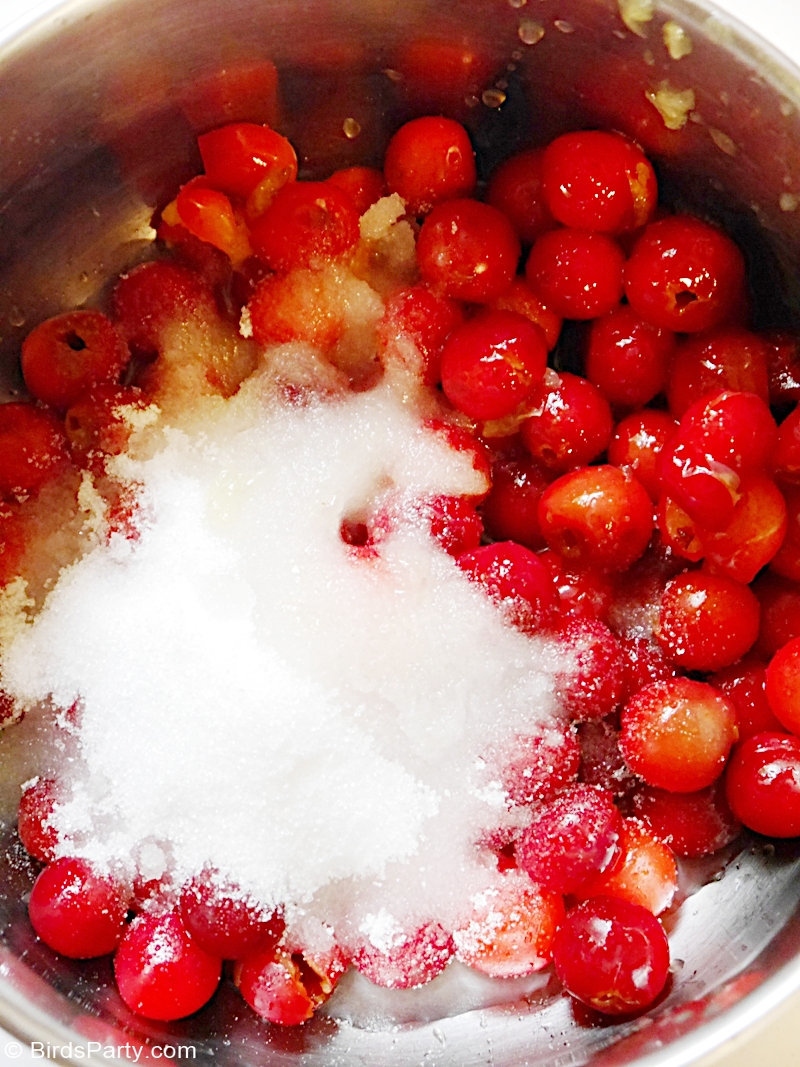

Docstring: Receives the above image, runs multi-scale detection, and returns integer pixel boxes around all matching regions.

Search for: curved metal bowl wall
[0,1,799,1064]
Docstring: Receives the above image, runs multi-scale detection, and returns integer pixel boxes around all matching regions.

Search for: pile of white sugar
[1,366,571,953]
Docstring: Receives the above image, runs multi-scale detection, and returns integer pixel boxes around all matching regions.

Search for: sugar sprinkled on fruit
[1,374,570,949]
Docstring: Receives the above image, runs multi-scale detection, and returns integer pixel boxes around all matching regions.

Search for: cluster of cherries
[5,111,800,1031]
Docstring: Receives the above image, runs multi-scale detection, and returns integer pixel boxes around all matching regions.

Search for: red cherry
[179,867,285,959]
[64,384,147,471]
[327,165,387,215]
[774,402,800,484]
[538,464,654,572]
[658,474,787,587]
[423,417,492,501]
[497,725,581,807]
[245,268,348,351]
[620,677,738,793]
[197,122,297,200]
[457,540,558,633]
[111,260,217,357]
[624,215,746,333]
[21,310,129,412]
[452,871,564,978]
[632,779,742,857]
[764,636,800,736]
[584,305,675,410]
[480,455,550,550]
[515,783,623,894]
[29,857,129,959]
[538,548,616,623]
[383,116,476,216]
[552,895,670,1015]
[486,146,554,245]
[555,618,627,721]
[754,571,800,658]
[656,570,760,672]
[440,311,547,422]
[421,495,484,556]
[525,227,625,320]
[770,484,800,582]
[657,438,740,533]
[417,199,521,303]
[352,922,453,989]
[542,130,657,235]
[17,777,60,863]
[725,732,800,837]
[699,474,787,585]
[712,655,783,742]
[371,493,483,557]
[618,634,678,702]
[155,217,233,291]
[573,817,678,917]
[577,716,638,801]
[376,285,463,386]
[677,389,777,474]
[666,329,770,417]
[114,910,222,1020]
[520,372,613,473]
[249,181,360,272]
[173,178,251,264]
[490,277,563,350]
[235,943,345,1024]
[656,495,704,563]
[608,409,677,501]
[237,950,315,1025]
[0,403,70,500]
[542,130,657,234]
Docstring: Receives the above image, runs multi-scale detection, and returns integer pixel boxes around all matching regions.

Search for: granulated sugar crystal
[1,369,573,951]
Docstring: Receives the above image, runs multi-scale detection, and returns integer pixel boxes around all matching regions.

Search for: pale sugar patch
[2,380,571,941]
